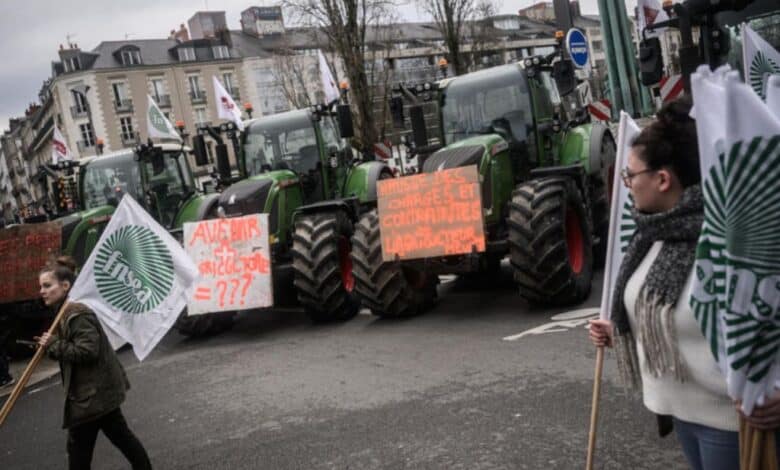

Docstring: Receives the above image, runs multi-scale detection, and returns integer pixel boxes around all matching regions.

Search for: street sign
[565,28,590,69]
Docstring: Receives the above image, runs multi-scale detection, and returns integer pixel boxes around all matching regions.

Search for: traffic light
[639,37,664,86]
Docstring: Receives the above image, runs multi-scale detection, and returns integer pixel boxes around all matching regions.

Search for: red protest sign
[0,222,62,303]
[184,214,273,314]
[377,166,485,261]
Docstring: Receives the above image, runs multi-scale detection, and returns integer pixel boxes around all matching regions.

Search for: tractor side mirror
[215,143,232,181]
[390,96,405,129]
[639,37,664,86]
[150,147,166,175]
[336,104,354,139]
[552,59,576,97]
[409,105,428,148]
[192,134,209,166]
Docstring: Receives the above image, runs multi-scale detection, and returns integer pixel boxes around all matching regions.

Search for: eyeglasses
[620,167,655,187]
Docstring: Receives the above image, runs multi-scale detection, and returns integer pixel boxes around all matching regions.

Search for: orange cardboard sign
[0,222,62,303]
[377,166,485,261]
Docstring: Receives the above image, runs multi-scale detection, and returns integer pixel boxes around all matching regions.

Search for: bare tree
[418,0,474,76]
[271,48,317,109]
[466,0,498,70]
[283,0,395,154]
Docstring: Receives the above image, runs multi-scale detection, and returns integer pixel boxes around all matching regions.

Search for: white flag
[601,111,640,320]
[68,195,198,361]
[743,24,780,100]
[318,50,340,104]
[690,66,780,414]
[213,76,244,131]
[147,95,181,142]
[637,0,669,39]
[52,126,72,164]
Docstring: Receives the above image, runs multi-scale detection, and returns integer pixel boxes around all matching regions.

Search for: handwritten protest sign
[184,214,273,315]
[377,166,485,261]
[0,222,61,303]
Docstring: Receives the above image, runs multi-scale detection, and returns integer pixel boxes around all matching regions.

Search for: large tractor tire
[508,177,594,306]
[351,210,437,318]
[591,134,616,266]
[175,311,236,338]
[292,211,360,322]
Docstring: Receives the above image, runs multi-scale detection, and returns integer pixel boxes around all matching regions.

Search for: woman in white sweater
[589,97,744,470]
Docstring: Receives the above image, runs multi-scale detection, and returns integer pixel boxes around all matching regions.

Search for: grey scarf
[611,185,703,388]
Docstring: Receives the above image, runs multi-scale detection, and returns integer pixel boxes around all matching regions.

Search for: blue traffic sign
[565,28,590,69]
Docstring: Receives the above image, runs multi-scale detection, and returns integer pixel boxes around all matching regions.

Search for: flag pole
[0,301,69,427]
[586,346,605,470]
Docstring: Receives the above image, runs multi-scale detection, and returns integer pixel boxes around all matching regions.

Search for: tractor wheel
[351,209,437,318]
[591,134,616,266]
[175,311,236,338]
[292,212,360,322]
[508,177,594,306]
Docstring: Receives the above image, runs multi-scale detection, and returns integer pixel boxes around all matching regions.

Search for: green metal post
[604,0,637,116]
[597,0,622,115]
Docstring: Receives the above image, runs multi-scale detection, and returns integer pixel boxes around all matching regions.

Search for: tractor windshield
[82,153,143,209]
[243,110,327,177]
[440,65,533,146]
[140,150,195,228]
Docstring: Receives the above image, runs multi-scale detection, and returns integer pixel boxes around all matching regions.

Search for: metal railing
[229,89,241,101]
[190,91,207,104]
[155,94,171,107]
[121,134,138,146]
[114,99,134,113]
[76,140,94,152]
[70,105,88,119]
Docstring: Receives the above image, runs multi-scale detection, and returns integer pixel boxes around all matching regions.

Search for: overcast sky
[0,0,614,132]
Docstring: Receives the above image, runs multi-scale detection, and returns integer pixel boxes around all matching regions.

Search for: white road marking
[503,308,599,341]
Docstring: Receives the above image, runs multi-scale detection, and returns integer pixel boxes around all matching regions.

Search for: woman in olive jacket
[36,256,152,470]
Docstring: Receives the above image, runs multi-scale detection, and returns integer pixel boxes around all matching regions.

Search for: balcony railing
[195,121,212,129]
[229,89,240,101]
[114,99,134,113]
[155,94,171,108]
[76,140,95,152]
[70,105,88,119]
[121,134,138,146]
[190,91,207,104]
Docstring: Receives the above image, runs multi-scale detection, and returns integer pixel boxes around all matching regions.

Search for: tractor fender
[294,198,361,223]
[343,161,393,204]
[588,122,614,175]
[193,193,221,221]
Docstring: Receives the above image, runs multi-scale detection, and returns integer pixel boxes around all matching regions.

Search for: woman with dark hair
[587,96,744,469]
[36,256,152,470]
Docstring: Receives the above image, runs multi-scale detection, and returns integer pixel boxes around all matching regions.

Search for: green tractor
[193,106,393,324]
[351,56,616,317]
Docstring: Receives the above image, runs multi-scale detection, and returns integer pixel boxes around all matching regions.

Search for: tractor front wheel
[292,211,360,322]
[351,209,437,318]
[508,177,594,306]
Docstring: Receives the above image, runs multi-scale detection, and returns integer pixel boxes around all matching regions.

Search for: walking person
[587,96,744,470]
[35,256,152,470]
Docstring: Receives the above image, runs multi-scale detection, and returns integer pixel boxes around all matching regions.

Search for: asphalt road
[1,267,687,469]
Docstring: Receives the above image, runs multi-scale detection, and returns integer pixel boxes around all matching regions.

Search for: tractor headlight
[423,82,432,91]
[524,59,533,67]
[533,57,540,65]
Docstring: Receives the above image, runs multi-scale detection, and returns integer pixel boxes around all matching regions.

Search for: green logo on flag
[691,136,780,382]
[149,104,170,135]
[94,225,175,313]
[750,51,780,99]
[620,198,636,253]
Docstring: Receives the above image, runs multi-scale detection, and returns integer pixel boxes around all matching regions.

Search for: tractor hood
[218,178,274,218]
[422,135,506,173]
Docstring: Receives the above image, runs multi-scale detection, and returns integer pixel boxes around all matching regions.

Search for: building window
[120,117,134,141]
[222,72,235,93]
[188,75,203,97]
[112,82,127,105]
[121,49,142,66]
[150,78,165,100]
[194,108,208,126]
[65,57,81,73]
[79,123,95,147]
[213,45,230,59]
[592,40,603,53]
[178,47,196,61]
[72,91,88,113]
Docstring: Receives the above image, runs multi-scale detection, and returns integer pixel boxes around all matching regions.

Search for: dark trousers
[67,408,152,470]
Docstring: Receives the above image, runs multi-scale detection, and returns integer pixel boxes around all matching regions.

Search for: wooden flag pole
[586,346,605,470]
[0,302,69,427]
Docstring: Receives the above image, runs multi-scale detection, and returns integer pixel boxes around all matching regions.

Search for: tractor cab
[80,144,197,229]
[241,108,346,204]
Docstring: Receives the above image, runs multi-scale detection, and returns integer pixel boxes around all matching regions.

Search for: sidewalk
[0,357,60,398]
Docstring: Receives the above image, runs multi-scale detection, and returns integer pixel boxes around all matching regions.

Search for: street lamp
[70,85,101,155]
